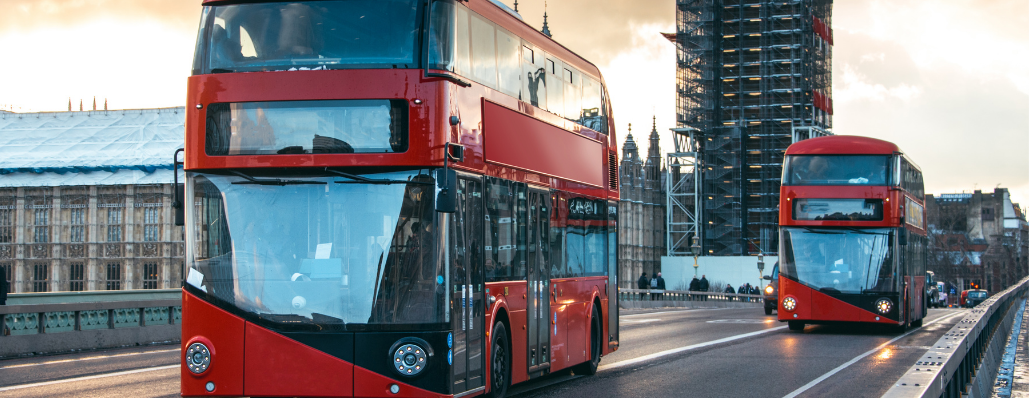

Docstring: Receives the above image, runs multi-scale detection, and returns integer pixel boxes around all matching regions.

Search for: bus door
[451,177,485,393]
[526,187,551,376]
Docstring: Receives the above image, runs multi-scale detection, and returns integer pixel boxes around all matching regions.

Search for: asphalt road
[0,307,966,398]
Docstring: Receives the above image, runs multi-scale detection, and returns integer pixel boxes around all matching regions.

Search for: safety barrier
[0,289,181,358]
[883,276,1029,398]
[619,289,764,309]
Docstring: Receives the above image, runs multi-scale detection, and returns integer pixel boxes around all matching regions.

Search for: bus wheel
[574,305,602,376]
[764,307,773,316]
[911,318,924,328]
[487,322,510,398]
[788,321,805,331]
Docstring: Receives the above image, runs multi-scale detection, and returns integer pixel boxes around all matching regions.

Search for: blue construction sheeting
[0,107,184,186]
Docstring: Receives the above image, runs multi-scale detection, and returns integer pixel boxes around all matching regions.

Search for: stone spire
[541,2,552,38]
[622,123,637,156]
[68,98,71,112]
[513,0,518,12]
[645,116,662,181]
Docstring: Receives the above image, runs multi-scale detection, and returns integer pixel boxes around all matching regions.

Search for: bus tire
[573,305,602,376]
[788,321,805,331]
[911,318,923,328]
[487,322,510,398]
[764,307,773,316]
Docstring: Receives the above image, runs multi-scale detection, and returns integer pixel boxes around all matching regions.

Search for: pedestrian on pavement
[650,272,660,300]
[689,276,700,300]
[699,275,709,301]
[656,272,666,300]
[0,264,7,305]
[724,283,735,295]
[750,284,760,302]
[637,271,649,300]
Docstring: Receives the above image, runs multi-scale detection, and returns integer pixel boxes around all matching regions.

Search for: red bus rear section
[179,0,619,397]
[776,136,927,332]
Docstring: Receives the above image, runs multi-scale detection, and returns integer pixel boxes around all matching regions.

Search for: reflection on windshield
[197,0,419,74]
[781,227,895,294]
[186,171,445,329]
[784,155,890,186]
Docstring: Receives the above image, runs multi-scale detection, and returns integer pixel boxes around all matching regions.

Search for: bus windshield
[781,227,895,294]
[186,170,446,330]
[194,0,420,74]
[783,155,891,186]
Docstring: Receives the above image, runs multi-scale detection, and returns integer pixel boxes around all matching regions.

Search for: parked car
[762,262,779,315]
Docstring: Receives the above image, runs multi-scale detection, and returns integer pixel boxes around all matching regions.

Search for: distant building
[618,119,666,288]
[0,108,185,292]
[669,0,833,256]
[926,189,1029,294]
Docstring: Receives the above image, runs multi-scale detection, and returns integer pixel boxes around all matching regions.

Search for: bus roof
[785,135,900,156]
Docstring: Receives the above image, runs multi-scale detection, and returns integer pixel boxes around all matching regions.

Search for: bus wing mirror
[763,275,772,281]
[435,168,457,213]
[173,149,185,226]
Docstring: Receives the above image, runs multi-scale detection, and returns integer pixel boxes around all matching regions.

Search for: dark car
[762,263,779,315]
[964,289,989,308]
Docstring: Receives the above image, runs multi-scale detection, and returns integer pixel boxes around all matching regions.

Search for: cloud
[0,0,200,32]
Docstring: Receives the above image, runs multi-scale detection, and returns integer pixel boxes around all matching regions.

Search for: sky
[0,0,1027,208]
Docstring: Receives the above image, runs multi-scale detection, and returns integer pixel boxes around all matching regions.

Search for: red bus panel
[181,291,246,397]
[483,100,604,188]
[243,323,354,397]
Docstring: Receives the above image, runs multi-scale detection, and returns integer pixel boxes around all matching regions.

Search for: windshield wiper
[326,169,432,185]
[803,227,844,235]
[840,227,885,235]
[230,171,326,186]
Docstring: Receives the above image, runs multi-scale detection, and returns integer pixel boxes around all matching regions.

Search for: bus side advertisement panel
[482,100,604,188]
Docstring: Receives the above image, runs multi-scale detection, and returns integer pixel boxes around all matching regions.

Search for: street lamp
[757,252,765,291]
[691,236,701,277]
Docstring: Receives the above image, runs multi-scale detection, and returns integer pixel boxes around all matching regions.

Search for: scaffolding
[671,0,833,257]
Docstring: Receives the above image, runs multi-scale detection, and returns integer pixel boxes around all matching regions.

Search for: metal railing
[620,289,764,303]
[883,277,1029,398]
[0,289,181,358]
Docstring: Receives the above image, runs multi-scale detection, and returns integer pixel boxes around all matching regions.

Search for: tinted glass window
[197,0,419,74]
[781,227,895,294]
[784,155,891,186]
[187,171,445,329]
[205,100,407,156]
[485,178,526,281]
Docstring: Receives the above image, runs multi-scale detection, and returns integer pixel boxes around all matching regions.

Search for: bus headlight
[394,344,427,376]
[875,298,893,314]
[765,285,774,295]
[186,342,211,374]
[782,296,797,311]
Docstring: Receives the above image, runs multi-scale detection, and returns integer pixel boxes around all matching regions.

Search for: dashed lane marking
[0,348,180,369]
[780,310,966,398]
[620,318,662,324]
[598,325,788,372]
[0,365,179,392]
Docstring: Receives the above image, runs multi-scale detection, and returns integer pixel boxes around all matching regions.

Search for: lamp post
[757,252,765,291]
[691,236,701,277]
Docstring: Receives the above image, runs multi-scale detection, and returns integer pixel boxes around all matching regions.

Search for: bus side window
[546,58,563,115]
[550,194,567,278]
[496,27,521,98]
[468,13,498,89]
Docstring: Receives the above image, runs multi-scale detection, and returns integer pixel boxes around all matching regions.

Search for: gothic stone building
[0,107,185,292]
[618,119,666,288]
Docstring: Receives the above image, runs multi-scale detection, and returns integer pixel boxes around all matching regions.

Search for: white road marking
[0,348,180,369]
[706,319,777,324]
[620,318,662,324]
[0,365,179,392]
[781,310,966,398]
[598,325,788,372]
[621,308,729,318]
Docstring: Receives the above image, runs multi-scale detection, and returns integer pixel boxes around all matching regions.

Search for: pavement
[0,307,994,398]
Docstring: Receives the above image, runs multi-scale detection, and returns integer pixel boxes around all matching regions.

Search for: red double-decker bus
[176,0,619,397]
[777,136,927,332]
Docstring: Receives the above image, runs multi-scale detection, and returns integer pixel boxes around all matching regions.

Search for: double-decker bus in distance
[777,136,927,332]
[177,0,620,397]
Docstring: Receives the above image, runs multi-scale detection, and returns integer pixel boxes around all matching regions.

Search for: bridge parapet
[620,289,763,309]
[883,277,1029,398]
[0,289,181,358]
